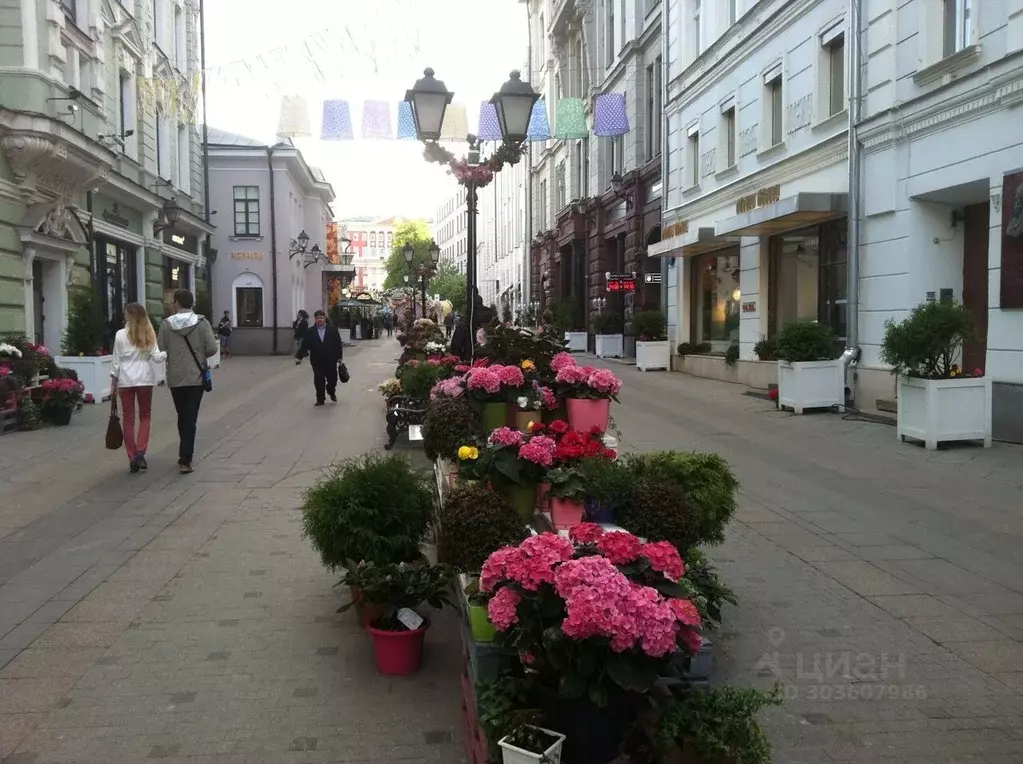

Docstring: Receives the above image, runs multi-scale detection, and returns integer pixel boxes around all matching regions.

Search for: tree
[383,219,435,290]
[430,262,467,316]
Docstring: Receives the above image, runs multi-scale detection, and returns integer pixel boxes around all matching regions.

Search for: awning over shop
[647,227,738,258]
[715,192,848,237]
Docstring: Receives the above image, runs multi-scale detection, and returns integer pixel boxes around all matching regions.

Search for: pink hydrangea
[621,585,679,657]
[597,531,642,565]
[493,364,525,388]
[489,427,525,447]
[587,368,622,396]
[480,546,523,592]
[670,598,702,628]
[551,352,577,371]
[487,587,522,630]
[536,384,558,410]
[519,435,556,467]
[555,365,590,385]
[554,555,623,600]
[569,523,605,544]
[0,364,11,377]
[466,367,501,394]
[641,541,685,581]
[681,629,703,653]
[430,378,464,399]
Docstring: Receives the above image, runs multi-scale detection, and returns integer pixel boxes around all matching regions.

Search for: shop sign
[644,273,662,284]
[101,204,129,228]
[231,252,263,260]
[736,184,781,215]
[742,301,757,313]
[663,220,689,239]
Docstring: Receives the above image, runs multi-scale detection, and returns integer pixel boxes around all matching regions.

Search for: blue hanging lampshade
[553,98,588,140]
[361,100,393,139]
[320,99,354,140]
[476,101,502,141]
[396,100,417,139]
[527,97,551,141]
[593,92,630,137]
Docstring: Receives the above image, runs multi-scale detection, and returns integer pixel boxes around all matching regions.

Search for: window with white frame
[721,105,736,169]
[233,186,260,236]
[763,67,784,148]
[693,0,702,57]
[943,0,973,56]
[174,4,186,70]
[646,56,662,160]
[176,125,190,193]
[687,123,700,187]
[606,0,615,66]
[820,27,845,118]
[556,161,567,211]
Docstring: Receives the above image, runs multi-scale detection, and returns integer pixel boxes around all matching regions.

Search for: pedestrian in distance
[295,309,344,406]
[444,311,454,339]
[293,310,309,355]
[110,302,167,473]
[158,289,218,475]
[217,310,232,358]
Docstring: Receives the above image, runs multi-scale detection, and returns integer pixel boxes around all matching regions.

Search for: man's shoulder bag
[182,331,213,393]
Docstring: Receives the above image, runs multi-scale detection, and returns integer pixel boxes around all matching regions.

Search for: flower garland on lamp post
[405,68,538,359]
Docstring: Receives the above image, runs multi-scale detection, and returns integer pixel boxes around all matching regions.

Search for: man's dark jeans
[170,385,204,464]
[312,363,338,403]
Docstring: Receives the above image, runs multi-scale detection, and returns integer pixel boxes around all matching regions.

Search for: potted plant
[881,300,990,449]
[592,312,624,359]
[545,466,586,529]
[397,360,444,401]
[774,321,842,414]
[17,395,41,431]
[553,355,621,433]
[55,285,113,401]
[631,310,670,371]
[37,377,85,425]
[422,395,483,465]
[342,561,453,675]
[466,363,527,433]
[378,376,402,401]
[438,483,528,573]
[498,725,566,764]
[486,427,556,521]
[578,455,637,525]
[552,301,586,352]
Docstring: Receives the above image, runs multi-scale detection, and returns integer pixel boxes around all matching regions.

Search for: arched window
[233,271,265,328]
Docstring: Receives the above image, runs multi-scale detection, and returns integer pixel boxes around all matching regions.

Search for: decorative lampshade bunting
[320,99,354,140]
[476,101,502,141]
[553,97,588,140]
[361,100,393,139]
[396,100,417,139]
[277,95,311,138]
[593,92,630,137]
[527,97,551,141]
[440,102,468,142]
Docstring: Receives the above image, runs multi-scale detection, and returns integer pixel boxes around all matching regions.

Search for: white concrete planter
[636,340,670,371]
[897,375,992,450]
[55,355,114,401]
[777,359,843,414]
[594,333,623,358]
[564,332,587,352]
[498,727,565,764]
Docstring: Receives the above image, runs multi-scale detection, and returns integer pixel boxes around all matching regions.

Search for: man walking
[158,289,218,474]
[296,309,344,406]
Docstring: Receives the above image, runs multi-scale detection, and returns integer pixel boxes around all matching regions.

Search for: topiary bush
[631,310,667,341]
[880,300,976,379]
[775,321,837,363]
[301,453,433,570]
[422,395,483,461]
[438,484,528,572]
[625,451,739,547]
[618,478,701,553]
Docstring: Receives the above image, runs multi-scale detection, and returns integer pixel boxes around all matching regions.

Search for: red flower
[973,368,983,378]
[596,531,642,565]
[569,523,605,544]
[549,419,570,435]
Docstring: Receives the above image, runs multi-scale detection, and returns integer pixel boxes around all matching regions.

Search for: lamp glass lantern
[405,68,453,142]
[610,172,624,195]
[296,230,310,251]
[429,241,441,265]
[403,242,414,265]
[490,70,539,144]
[163,198,181,226]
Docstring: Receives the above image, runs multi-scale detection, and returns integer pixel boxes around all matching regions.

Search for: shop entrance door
[962,202,990,374]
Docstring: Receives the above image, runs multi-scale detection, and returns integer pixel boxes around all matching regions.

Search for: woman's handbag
[338,362,350,384]
[105,394,123,450]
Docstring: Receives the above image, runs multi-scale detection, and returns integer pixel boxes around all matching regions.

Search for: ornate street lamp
[429,240,441,265]
[404,68,453,142]
[296,230,310,252]
[153,198,181,235]
[403,241,415,266]
[490,70,540,145]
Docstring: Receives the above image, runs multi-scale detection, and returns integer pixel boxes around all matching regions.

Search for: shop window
[692,252,741,350]
[233,185,260,236]
[97,238,139,344]
[943,0,973,57]
[770,221,847,344]
[236,287,264,328]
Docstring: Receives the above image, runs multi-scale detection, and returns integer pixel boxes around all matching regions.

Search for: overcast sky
[202,0,528,220]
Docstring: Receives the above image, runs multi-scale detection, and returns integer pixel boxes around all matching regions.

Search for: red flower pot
[566,397,611,433]
[368,620,430,675]
[551,497,584,529]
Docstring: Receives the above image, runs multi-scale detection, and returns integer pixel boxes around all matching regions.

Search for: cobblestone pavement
[4,342,1023,763]
[0,340,465,764]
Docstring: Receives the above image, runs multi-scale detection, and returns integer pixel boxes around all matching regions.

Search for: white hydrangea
[0,342,23,358]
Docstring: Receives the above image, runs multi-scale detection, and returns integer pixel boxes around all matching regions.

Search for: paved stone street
[2,340,1023,763]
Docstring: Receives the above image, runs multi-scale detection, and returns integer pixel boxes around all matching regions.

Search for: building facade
[0,0,213,351]
[338,216,400,291]
[435,187,468,274]
[479,153,528,314]
[206,129,335,355]
[528,0,664,353]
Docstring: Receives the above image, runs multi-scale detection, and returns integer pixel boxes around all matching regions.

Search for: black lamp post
[405,68,537,358]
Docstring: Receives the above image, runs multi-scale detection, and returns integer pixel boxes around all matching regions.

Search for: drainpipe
[659,0,669,318]
[524,2,534,309]
[267,147,280,354]
[198,0,214,296]
[840,0,863,408]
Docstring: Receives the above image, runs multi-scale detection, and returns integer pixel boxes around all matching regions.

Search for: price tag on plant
[396,608,424,631]
[408,424,423,441]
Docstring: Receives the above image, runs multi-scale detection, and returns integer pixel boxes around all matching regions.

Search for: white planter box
[55,355,113,401]
[594,333,623,358]
[636,340,670,371]
[564,332,587,352]
[897,375,992,450]
[498,727,565,764]
[777,359,843,414]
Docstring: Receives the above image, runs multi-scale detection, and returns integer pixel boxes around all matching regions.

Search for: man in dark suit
[295,309,344,406]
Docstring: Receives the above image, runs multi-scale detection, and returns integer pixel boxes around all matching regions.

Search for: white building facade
[479,153,528,315]
[435,187,468,274]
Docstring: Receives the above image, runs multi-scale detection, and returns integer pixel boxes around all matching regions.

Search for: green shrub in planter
[397,361,444,399]
[624,451,739,547]
[618,478,701,554]
[775,321,838,363]
[438,484,528,572]
[753,337,777,361]
[578,455,637,518]
[422,395,483,461]
[592,312,623,334]
[631,310,667,341]
[301,453,432,570]
[880,300,975,379]
[724,342,740,367]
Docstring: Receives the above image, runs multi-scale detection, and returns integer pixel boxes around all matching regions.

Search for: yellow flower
[467,446,479,460]
[521,359,536,371]
[528,420,537,432]
[457,445,472,460]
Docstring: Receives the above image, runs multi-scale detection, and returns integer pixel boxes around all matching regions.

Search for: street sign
[644,273,662,284]
[606,273,637,293]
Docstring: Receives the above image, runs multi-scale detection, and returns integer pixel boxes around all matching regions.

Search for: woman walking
[110,303,167,473]
[292,310,309,354]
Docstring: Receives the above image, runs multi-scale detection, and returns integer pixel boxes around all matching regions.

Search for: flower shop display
[466,363,528,432]
[487,427,556,521]
[56,285,113,401]
[422,395,483,463]
[456,442,490,484]
[553,355,621,433]
[481,530,703,764]
[531,420,618,528]
[774,320,843,414]
[881,300,991,449]
[340,561,453,675]
[498,725,566,764]
[592,312,624,359]
[37,377,85,425]
[631,310,670,372]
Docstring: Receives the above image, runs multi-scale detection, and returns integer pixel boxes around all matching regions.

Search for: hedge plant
[618,478,701,554]
[438,484,527,572]
[775,321,837,363]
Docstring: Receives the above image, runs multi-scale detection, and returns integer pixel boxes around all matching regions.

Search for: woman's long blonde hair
[125,302,157,350]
